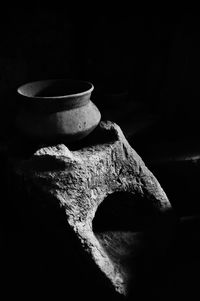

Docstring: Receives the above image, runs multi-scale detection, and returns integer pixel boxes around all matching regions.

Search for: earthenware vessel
[15,79,101,142]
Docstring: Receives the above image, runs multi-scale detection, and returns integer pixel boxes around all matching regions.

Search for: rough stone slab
[13,121,173,297]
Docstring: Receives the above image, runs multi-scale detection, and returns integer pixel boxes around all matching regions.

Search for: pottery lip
[17,79,94,100]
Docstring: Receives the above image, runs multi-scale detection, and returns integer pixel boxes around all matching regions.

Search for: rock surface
[12,121,173,297]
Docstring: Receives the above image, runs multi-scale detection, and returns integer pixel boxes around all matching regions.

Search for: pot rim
[17,79,94,99]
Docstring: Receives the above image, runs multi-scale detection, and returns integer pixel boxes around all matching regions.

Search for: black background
[1,8,200,300]
[1,10,200,139]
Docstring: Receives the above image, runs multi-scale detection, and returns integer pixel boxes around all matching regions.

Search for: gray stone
[13,121,173,297]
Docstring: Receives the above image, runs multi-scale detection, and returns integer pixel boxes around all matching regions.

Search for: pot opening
[17,79,94,98]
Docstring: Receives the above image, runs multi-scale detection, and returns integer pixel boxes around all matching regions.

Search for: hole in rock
[93,191,157,233]
[93,191,162,284]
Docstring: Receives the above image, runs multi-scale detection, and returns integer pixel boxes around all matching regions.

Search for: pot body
[16,100,101,141]
[15,79,101,142]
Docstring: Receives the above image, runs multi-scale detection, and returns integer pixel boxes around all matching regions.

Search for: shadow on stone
[93,191,175,300]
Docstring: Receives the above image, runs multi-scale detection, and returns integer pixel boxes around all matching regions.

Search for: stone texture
[12,121,173,297]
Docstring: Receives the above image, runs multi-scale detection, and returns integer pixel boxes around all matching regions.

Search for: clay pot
[15,79,101,143]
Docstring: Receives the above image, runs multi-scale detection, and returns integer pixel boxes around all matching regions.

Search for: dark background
[1,9,200,300]
[1,10,200,140]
